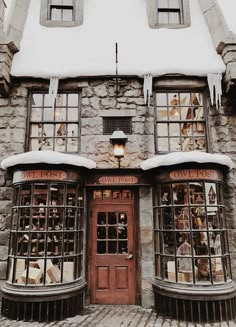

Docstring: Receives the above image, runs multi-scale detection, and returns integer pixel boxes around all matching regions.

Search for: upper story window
[40,0,83,27]
[155,91,207,153]
[157,0,183,25]
[49,0,74,22]
[146,0,190,29]
[28,92,81,153]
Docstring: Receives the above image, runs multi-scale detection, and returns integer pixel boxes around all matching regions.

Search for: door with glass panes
[90,190,135,304]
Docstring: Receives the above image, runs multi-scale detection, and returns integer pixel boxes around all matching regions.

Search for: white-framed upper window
[146,0,190,29]
[40,0,83,27]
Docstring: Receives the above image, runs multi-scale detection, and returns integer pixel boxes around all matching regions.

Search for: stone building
[0,0,236,324]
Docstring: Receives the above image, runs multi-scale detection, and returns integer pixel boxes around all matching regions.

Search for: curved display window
[151,166,236,323]
[8,180,84,286]
[154,178,230,285]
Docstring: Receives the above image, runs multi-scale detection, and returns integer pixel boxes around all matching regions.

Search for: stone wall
[0,85,28,279]
[0,0,5,33]
[80,78,155,168]
[208,96,236,278]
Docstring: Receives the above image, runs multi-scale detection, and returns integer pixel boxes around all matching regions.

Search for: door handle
[126,251,133,259]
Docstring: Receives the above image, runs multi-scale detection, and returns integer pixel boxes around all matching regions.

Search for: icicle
[207,73,222,110]
[143,74,153,107]
[49,76,59,109]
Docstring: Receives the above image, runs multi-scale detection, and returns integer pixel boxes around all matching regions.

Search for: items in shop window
[198,258,209,280]
[177,240,193,272]
[208,186,216,204]
[176,210,189,230]
[214,234,222,254]
[162,192,169,205]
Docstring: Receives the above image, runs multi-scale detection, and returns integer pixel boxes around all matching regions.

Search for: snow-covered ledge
[1,151,96,170]
[140,152,233,171]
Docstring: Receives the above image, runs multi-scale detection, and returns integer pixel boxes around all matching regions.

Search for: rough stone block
[0,261,7,279]
[0,230,9,245]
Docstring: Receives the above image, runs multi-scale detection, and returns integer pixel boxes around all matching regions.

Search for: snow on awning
[1,151,96,170]
[140,152,233,170]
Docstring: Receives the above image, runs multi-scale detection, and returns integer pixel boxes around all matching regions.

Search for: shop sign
[98,176,138,185]
[13,170,68,183]
[169,169,220,180]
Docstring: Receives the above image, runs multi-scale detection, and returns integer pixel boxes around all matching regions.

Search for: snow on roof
[1,151,96,170]
[10,0,225,79]
[217,0,236,34]
[140,152,233,170]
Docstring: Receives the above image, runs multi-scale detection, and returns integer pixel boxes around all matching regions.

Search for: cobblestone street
[0,305,236,327]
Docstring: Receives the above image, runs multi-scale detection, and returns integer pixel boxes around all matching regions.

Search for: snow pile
[217,0,236,34]
[1,151,96,170]
[140,152,233,170]
[10,0,225,78]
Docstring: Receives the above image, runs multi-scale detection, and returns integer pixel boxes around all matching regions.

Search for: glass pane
[170,138,181,151]
[30,124,42,137]
[158,138,169,151]
[108,241,117,254]
[66,134,78,151]
[197,258,211,283]
[175,207,190,230]
[55,138,66,152]
[63,9,73,21]
[157,123,168,136]
[108,226,117,239]
[62,258,75,282]
[169,12,180,24]
[97,241,106,254]
[163,231,175,253]
[67,124,78,137]
[156,93,167,105]
[56,123,66,136]
[157,108,168,120]
[68,108,78,121]
[181,122,192,136]
[194,137,206,151]
[68,94,78,106]
[42,138,53,150]
[108,212,116,225]
[158,12,169,24]
[32,94,43,107]
[173,183,188,205]
[31,108,42,121]
[162,207,173,229]
[189,182,204,204]
[97,212,106,224]
[43,108,54,121]
[161,184,171,205]
[192,207,206,230]
[55,108,66,121]
[56,94,66,106]
[225,256,231,280]
[51,8,61,21]
[169,123,180,136]
[118,241,127,254]
[97,224,106,239]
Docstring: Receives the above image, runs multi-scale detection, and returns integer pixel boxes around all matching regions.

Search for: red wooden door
[90,203,135,304]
